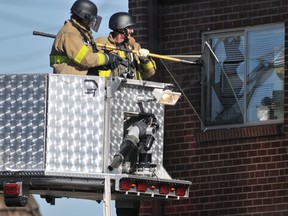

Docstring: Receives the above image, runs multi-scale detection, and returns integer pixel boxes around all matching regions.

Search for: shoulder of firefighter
[50,19,109,75]
[93,34,156,80]
[94,36,110,52]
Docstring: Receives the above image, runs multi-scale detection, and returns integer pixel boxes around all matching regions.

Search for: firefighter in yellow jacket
[50,0,121,75]
[94,12,156,80]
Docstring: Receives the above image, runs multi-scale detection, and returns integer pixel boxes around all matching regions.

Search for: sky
[0,0,128,75]
[0,0,128,215]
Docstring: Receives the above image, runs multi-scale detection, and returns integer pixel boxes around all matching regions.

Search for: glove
[106,53,122,70]
[138,48,150,58]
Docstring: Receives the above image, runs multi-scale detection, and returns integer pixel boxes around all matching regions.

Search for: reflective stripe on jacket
[50,19,108,75]
[99,69,143,79]
[99,70,111,77]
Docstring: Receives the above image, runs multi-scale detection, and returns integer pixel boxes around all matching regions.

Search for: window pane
[246,26,284,122]
[202,34,245,126]
[202,24,284,128]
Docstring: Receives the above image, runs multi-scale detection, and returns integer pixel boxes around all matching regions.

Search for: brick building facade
[128,0,288,215]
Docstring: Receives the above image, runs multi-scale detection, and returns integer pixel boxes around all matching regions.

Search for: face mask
[90,15,102,32]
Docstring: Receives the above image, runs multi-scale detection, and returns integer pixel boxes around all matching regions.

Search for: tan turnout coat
[50,18,108,75]
[94,34,156,80]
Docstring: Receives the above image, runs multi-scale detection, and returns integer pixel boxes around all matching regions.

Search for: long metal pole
[103,78,112,216]
[32,30,198,65]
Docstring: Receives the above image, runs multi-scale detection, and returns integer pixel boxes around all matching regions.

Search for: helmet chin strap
[71,14,89,30]
[114,28,129,42]
[122,29,129,43]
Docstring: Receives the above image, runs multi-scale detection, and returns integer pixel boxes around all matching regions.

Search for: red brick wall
[128,0,149,48]
[129,0,288,215]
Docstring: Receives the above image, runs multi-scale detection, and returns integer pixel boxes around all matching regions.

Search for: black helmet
[71,0,102,32]
[109,12,135,31]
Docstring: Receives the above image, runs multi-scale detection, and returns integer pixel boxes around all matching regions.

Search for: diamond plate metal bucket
[0,74,47,171]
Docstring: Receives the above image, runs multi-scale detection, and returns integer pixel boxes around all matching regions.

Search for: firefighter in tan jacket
[94,12,156,80]
[50,0,121,75]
